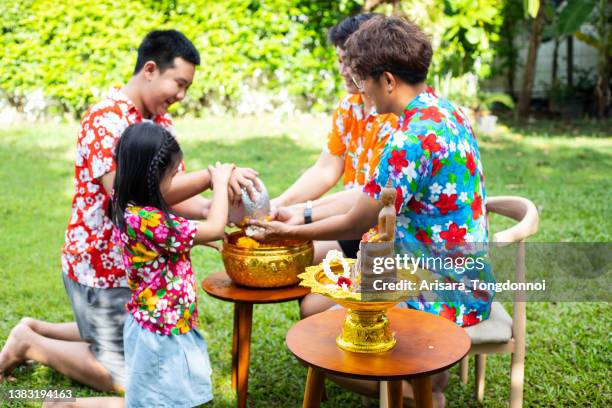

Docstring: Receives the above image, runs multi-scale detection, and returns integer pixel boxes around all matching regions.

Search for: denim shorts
[63,273,130,387]
[123,314,213,408]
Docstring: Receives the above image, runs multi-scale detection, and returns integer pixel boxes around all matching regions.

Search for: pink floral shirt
[114,206,199,335]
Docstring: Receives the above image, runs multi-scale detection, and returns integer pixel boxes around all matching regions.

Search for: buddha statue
[376,178,397,242]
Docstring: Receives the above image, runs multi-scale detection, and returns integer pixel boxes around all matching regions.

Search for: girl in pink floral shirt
[110,122,234,407]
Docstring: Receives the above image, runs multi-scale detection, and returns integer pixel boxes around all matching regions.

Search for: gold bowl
[222,231,314,288]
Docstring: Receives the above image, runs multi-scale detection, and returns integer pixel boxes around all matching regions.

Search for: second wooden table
[202,271,309,408]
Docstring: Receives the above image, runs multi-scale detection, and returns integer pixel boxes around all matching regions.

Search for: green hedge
[1,0,508,118]
[0,0,361,117]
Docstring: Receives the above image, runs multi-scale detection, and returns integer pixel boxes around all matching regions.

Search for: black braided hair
[109,122,183,233]
[146,132,175,204]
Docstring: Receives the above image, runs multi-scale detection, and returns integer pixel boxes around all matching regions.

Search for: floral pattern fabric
[61,88,174,288]
[326,93,399,189]
[114,206,199,335]
[364,87,493,327]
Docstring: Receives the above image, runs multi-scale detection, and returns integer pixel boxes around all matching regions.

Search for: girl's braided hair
[109,122,183,232]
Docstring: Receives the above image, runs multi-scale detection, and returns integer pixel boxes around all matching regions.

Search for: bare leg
[324,371,448,408]
[299,241,343,319]
[0,323,117,392]
[299,294,336,319]
[20,317,81,342]
[402,371,448,408]
[313,240,342,264]
[42,397,124,408]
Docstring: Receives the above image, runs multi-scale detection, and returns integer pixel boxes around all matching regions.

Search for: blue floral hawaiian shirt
[364,87,494,327]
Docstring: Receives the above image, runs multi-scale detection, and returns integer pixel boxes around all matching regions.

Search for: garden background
[0,0,610,407]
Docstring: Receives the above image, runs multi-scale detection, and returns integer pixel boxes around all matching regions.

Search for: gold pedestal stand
[335,300,399,353]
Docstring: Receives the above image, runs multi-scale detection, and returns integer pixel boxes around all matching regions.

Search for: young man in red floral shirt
[0,30,257,395]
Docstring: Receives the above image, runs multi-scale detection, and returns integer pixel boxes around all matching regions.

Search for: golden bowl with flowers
[221,230,314,288]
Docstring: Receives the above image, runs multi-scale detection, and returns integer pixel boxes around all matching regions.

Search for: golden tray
[222,231,314,288]
[299,261,430,353]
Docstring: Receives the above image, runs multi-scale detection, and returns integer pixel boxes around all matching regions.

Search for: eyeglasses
[350,73,365,91]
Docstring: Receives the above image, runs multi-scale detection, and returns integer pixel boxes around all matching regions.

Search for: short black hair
[328,13,380,49]
[134,29,200,75]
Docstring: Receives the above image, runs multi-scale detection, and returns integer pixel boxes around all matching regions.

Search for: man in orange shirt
[271,14,398,317]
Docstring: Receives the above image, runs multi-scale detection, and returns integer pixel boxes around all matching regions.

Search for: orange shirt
[325,94,399,189]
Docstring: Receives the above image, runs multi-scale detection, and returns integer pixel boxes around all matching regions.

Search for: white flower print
[101,135,114,150]
[165,310,179,325]
[392,132,408,149]
[86,182,99,194]
[70,226,88,243]
[421,92,437,106]
[335,115,344,134]
[397,215,411,228]
[156,298,169,311]
[90,155,108,178]
[443,182,457,196]
[82,129,95,146]
[79,169,91,182]
[403,161,417,182]
[74,260,95,283]
[430,182,443,195]
[167,276,183,291]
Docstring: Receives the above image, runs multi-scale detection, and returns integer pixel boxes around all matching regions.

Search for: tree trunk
[595,0,610,118]
[516,0,548,120]
[549,36,560,112]
[567,36,574,89]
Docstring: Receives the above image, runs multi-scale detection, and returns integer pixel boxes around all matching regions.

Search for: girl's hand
[208,162,235,187]
[228,167,260,205]
[247,219,294,241]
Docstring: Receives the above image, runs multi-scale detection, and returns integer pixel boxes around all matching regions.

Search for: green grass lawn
[0,116,610,407]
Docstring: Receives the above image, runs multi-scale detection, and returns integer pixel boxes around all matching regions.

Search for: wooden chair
[458,196,539,408]
[330,196,539,408]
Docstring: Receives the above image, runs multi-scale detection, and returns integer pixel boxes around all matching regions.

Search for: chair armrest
[487,196,539,243]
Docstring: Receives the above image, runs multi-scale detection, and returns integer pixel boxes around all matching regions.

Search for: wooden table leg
[233,302,253,408]
[412,376,433,408]
[231,303,239,390]
[303,367,325,408]
[387,380,403,408]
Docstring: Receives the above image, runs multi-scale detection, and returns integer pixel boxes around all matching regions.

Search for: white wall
[486,28,599,98]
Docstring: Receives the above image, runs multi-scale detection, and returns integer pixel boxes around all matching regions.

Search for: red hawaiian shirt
[61,88,175,288]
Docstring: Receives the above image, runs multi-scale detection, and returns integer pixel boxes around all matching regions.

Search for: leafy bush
[1,0,514,118]
[0,0,360,118]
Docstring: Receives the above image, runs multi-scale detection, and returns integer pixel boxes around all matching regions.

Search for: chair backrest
[486,196,539,338]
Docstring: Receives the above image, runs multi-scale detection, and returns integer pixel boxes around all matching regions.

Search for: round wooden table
[286,308,470,408]
[202,271,310,408]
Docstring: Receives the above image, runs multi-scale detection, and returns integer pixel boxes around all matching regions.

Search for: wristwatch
[304,200,313,224]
